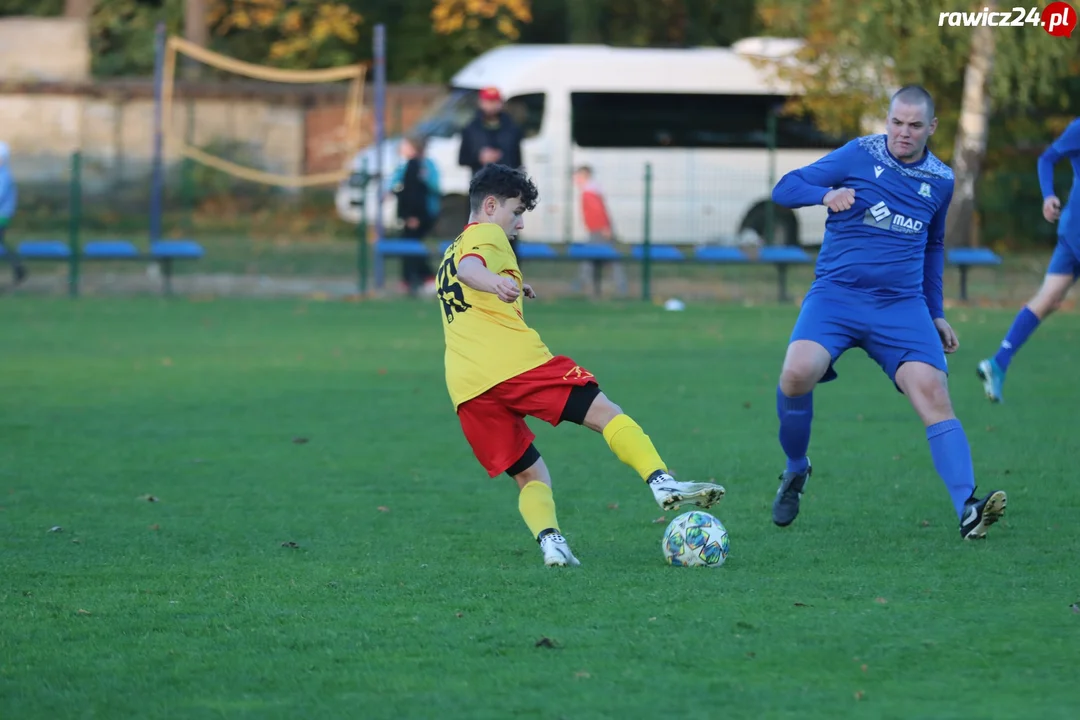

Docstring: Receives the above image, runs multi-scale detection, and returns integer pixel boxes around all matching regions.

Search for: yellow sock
[518,481,560,539]
[602,414,666,482]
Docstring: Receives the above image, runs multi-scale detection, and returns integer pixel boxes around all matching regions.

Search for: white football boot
[539,531,581,567]
[648,470,726,512]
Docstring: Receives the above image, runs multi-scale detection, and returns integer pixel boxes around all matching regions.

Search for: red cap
[478,87,502,102]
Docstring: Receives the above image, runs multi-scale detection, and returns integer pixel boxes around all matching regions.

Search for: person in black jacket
[458,87,524,256]
[389,135,441,296]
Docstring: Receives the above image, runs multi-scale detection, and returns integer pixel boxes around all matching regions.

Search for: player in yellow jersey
[437,164,725,567]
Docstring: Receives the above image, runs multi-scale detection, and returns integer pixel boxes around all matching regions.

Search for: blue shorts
[1046,235,1080,279]
[790,283,948,391]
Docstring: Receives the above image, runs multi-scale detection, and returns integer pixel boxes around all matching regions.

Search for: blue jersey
[1037,118,1080,239]
[772,134,954,319]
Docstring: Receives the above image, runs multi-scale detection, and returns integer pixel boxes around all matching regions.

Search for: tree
[430,0,532,56]
[183,0,209,79]
[755,0,1076,246]
[208,0,363,69]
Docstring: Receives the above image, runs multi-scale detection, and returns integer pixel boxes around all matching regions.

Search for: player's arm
[922,185,953,321]
[1037,121,1080,199]
[772,140,859,208]
[457,255,520,303]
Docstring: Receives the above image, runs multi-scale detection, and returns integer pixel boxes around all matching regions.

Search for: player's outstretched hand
[522,283,537,299]
[934,318,959,353]
[823,188,856,213]
[492,276,520,303]
[1043,196,1061,223]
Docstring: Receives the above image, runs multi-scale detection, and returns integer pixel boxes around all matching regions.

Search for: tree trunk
[567,0,602,43]
[183,0,209,79]
[946,12,995,248]
[64,0,94,19]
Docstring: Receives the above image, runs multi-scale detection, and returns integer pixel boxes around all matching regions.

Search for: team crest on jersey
[918,182,932,198]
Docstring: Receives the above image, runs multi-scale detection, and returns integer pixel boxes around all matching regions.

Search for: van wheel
[434,195,470,239]
[740,203,799,247]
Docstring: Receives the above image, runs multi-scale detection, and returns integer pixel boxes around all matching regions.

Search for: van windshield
[411,87,478,138]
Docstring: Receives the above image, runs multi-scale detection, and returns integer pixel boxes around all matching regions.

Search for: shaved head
[890,85,935,123]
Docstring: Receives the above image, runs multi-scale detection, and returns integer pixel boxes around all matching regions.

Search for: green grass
[2,298,1079,719]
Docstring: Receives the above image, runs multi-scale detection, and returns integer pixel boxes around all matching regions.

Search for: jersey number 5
[436,254,473,323]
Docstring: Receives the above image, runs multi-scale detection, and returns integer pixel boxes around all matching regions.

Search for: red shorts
[457,355,599,477]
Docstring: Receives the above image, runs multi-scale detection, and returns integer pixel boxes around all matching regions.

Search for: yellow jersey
[438,223,553,408]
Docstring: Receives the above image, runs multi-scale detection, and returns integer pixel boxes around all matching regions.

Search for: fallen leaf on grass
[746,652,756,659]
[48,526,63,533]
[161,358,173,367]
[455,612,463,618]
[377,368,387,375]
[794,602,811,607]
[742,401,751,409]
[875,597,888,604]
[534,637,558,649]
[77,609,92,616]
[574,670,590,679]
[281,541,300,549]
[861,664,868,673]
[854,691,865,700]
[139,495,159,503]
[292,437,309,444]
[920,520,931,527]
[377,506,390,513]
[607,503,619,510]
[652,516,667,524]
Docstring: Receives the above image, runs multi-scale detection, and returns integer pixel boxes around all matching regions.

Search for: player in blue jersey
[977,118,1080,403]
[768,85,1007,540]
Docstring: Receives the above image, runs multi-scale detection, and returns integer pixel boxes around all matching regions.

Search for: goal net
[161,36,367,189]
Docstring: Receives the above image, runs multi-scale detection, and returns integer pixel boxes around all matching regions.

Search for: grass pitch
[2,297,1078,719]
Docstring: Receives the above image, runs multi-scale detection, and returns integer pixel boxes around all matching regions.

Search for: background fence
[1,144,1069,305]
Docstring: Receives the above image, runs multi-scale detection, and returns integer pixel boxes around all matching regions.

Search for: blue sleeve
[922,184,952,320]
[0,171,14,219]
[1038,120,1080,199]
[772,140,860,208]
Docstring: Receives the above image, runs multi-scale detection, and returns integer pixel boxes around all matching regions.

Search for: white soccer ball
[662,511,730,567]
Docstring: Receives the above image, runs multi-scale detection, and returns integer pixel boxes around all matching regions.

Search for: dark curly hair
[468,164,539,214]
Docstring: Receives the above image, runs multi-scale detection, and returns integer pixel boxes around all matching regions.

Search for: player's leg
[568,387,725,511]
[978,239,1079,402]
[503,355,724,512]
[894,361,1006,540]
[456,391,579,566]
[869,304,1006,539]
[508,448,580,567]
[0,225,26,284]
[772,288,862,527]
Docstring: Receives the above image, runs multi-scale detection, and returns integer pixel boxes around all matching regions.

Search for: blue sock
[777,387,812,474]
[926,419,976,519]
[993,306,1040,372]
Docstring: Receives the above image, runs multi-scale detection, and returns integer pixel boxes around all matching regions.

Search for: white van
[336,38,845,247]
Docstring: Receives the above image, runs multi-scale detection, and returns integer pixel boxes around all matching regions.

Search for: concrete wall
[0,83,445,194]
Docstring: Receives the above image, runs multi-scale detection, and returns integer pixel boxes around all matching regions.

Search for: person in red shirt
[572,165,627,297]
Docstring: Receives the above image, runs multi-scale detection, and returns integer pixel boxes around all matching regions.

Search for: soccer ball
[662,511,729,567]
